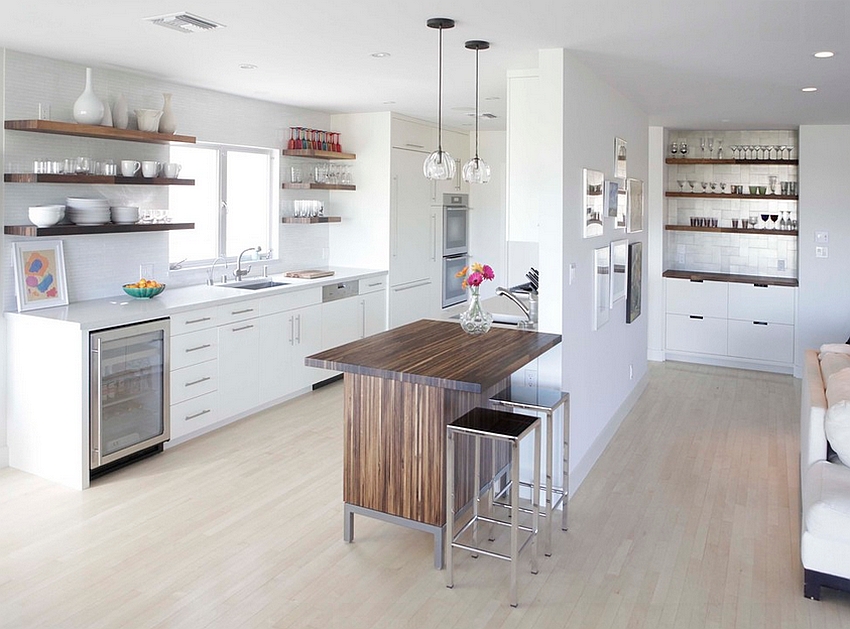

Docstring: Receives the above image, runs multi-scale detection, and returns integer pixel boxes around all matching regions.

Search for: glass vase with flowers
[456,262,495,335]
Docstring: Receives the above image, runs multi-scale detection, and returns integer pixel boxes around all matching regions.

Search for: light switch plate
[815,231,829,244]
[816,246,829,258]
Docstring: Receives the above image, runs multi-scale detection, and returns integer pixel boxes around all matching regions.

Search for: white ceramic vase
[100,98,113,127]
[112,93,129,129]
[159,93,177,134]
[72,67,104,125]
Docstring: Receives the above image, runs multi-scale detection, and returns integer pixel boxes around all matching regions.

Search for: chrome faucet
[206,256,228,285]
[234,246,261,281]
[496,286,538,326]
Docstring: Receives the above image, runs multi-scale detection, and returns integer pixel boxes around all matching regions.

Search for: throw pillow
[820,343,850,356]
[827,368,850,407]
[825,400,850,468]
[821,354,850,386]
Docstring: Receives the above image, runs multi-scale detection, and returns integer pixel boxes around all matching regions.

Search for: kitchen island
[305,319,561,568]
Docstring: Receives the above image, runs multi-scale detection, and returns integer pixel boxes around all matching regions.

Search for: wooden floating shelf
[666,191,797,200]
[665,225,797,236]
[282,149,356,160]
[281,216,342,224]
[4,222,195,237]
[662,269,798,288]
[282,182,355,191]
[4,173,194,185]
[4,119,196,144]
[665,157,798,165]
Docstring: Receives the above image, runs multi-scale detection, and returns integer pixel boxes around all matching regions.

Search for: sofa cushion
[827,367,850,408]
[821,343,850,357]
[805,460,850,543]
[825,400,850,468]
[821,353,850,386]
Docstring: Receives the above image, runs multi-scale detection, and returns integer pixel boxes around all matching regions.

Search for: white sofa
[800,349,850,599]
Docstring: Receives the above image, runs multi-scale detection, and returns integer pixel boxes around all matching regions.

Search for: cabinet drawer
[727,320,794,363]
[666,314,728,356]
[171,360,218,404]
[360,276,388,294]
[218,299,260,324]
[259,287,321,316]
[728,283,795,324]
[170,391,219,440]
[391,118,435,152]
[171,306,220,333]
[171,327,218,370]
[665,278,728,318]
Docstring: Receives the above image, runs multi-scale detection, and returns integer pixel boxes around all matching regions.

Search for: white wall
[2,49,335,310]
[543,49,649,492]
[467,129,507,300]
[0,49,7,467]
[796,125,850,367]
[647,126,665,361]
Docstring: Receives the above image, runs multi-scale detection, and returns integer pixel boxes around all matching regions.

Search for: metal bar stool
[446,407,541,608]
[489,387,570,556]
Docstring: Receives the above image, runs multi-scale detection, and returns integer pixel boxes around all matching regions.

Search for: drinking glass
[768,175,777,194]
[710,182,717,193]
[701,181,709,193]
[687,180,697,192]
[720,182,727,193]
[770,213,779,229]
[716,139,723,159]
[760,212,770,229]
[676,179,686,192]
[785,146,793,160]
[708,138,715,157]
[700,137,706,157]
[680,142,688,157]
[749,216,757,230]
[670,142,679,157]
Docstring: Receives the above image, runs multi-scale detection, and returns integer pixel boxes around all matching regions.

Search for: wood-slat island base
[306,319,561,568]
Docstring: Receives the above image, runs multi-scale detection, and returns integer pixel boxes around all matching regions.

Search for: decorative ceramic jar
[112,93,129,129]
[159,93,177,134]
[72,67,104,125]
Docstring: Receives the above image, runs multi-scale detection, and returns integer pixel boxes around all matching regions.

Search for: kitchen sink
[217,280,290,290]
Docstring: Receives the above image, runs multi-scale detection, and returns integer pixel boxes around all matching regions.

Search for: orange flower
[455,265,469,279]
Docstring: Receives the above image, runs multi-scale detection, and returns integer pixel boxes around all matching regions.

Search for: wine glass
[720,182,727,194]
[716,139,723,159]
[770,213,779,229]
[778,145,787,160]
[687,180,697,192]
[749,216,757,230]
[700,137,706,157]
[760,212,770,229]
[708,138,715,158]
[710,181,717,193]
[680,142,689,157]
[701,181,709,193]
[677,179,686,192]
[670,142,679,157]
[779,212,787,230]
[785,145,793,160]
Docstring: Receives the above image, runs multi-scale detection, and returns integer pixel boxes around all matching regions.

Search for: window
[168,143,278,267]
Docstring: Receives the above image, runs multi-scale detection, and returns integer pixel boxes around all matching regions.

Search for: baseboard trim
[0,445,9,468]
[570,372,650,496]
[664,351,794,375]
[647,348,665,362]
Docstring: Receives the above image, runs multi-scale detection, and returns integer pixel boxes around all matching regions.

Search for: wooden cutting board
[284,269,336,279]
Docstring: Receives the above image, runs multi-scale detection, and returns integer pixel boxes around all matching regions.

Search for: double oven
[440,193,470,308]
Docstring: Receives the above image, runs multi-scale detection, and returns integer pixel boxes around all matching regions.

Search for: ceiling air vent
[145,12,225,34]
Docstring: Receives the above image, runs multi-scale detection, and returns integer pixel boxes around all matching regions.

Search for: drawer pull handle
[232,324,254,332]
[689,315,704,320]
[231,308,255,315]
[404,143,425,149]
[185,376,211,387]
[185,344,212,353]
[368,282,382,287]
[186,316,212,325]
[185,409,211,421]
[689,279,704,283]
[753,321,768,326]
[754,283,768,288]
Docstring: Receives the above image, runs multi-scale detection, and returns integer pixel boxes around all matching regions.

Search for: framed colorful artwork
[583,168,605,238]
[12,240,69,312]
[627,177,644,233]
[604,180,619,218]
[627,241,643,323]
[614,137,627,179]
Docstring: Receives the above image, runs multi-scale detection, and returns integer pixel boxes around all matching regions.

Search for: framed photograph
[610,239,628,306]
[627,241,643,323]
[604,180,619,217]
[583,168,604,238]
[616,188,627,230]
[614,137,627,179]
[627,177,644,233]
[12,240,69,312]
[593,246,610,330]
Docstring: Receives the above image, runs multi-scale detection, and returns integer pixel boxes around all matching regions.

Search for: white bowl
[28,205,65,227]
[111,206,139,224]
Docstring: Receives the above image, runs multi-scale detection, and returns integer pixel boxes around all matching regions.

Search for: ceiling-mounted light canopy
[462,39,491,184]
[423,17,456,181]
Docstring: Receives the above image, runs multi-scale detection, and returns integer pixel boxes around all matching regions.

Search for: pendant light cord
[474,47,480,161]
[438,25,444,155]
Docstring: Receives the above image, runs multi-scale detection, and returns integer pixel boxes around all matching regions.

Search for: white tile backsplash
[3,49,339,311]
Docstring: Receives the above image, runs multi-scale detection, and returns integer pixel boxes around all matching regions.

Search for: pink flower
[481,265,494,281]
[467,271,484,287]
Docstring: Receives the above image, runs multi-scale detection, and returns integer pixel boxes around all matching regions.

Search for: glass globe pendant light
[462,40,491,184]
[423,18,456,181]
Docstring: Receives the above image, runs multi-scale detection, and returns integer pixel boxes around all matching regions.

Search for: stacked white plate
[65,197,110,225]
[111,206,140,225]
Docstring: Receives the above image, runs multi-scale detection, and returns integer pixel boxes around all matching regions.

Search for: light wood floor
[2,361,850,628]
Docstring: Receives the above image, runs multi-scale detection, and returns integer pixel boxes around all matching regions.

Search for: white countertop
[5,267,386,331]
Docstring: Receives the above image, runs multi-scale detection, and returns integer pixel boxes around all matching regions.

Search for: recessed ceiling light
[801,86,818,92]
[814,51,834,58]
[240,63,258,70]
[371,52,391,58]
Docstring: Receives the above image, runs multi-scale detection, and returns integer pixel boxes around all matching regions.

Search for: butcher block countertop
[305,318,561,393]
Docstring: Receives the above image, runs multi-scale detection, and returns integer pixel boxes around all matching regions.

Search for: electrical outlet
[816,246,829,259]
[816,231,829,244]
[525,370,538,388]
[777,259,786,271]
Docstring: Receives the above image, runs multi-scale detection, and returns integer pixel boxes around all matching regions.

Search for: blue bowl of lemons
[122,279,165,299]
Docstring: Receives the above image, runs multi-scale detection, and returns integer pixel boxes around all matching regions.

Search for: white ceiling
[1,0,848,131]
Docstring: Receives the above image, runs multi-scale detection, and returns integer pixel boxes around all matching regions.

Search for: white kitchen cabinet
[170,392,220,440]
[217,310,260,420]
[362,290,387,338]
[322,296,362,349]
[391,117,436,153]
[389,279,433,329]
[664,277,796,372]
[170,327,218,371]
[171,359,218,404]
